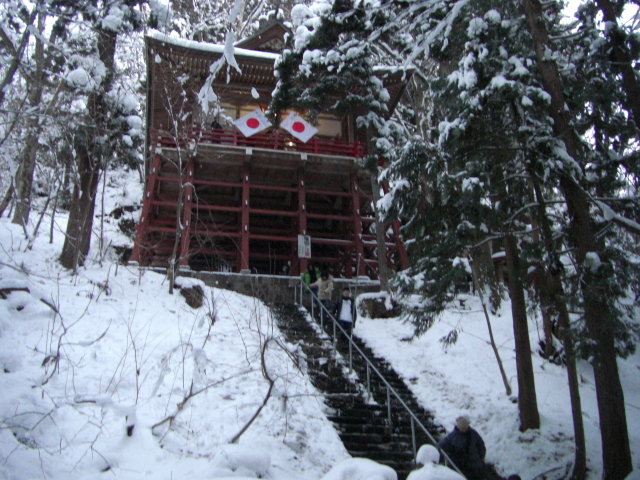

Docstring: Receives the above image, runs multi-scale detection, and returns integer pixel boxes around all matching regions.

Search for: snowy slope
[2,166,639,480]
[0,168,350,479]
[353,293,640,480]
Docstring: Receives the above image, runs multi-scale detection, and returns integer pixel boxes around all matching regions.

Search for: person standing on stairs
[333,287,356,339]
[437,415,486,480]
[310,268,334,314]
[301,262,321,310]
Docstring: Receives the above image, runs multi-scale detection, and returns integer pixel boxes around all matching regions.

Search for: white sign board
[298,234,311,258]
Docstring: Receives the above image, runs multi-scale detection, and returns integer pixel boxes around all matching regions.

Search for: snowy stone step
[338,432,412,446]
[346,450,415,462]
[271,302,443,480]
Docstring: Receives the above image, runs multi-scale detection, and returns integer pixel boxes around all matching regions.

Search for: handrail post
[387,386,392,431]
[411,417,417,467]
[298,279,465,478]
[333,318,337,351]
[349,339,353,373]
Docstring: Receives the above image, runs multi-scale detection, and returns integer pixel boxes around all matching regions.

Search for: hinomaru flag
[234,109,272,137]
[280,112,318,143]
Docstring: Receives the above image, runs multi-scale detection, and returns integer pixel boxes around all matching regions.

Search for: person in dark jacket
[438,415,486,480]
[332,287,357,339]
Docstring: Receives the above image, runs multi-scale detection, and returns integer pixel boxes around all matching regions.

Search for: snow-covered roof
[146,30,280,61]
[234,20,290,53]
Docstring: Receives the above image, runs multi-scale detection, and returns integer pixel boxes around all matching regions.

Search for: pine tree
[12,6,72,229]
[381,0,548,430]
[522,0,637,476]
[379,0,638,475]
[60,1,146,270]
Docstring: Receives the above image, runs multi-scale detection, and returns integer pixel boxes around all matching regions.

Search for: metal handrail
[298,280,465,477]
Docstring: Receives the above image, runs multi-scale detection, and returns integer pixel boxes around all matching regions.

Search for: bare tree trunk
[504,234,540,431]
[0,5,38,108]
[167,175,185,295]
[595,0,640,130]
[371,172,390,290]
[530,270,556,357]
[365,127,390,290]
[526,181,556,359]
[470,261,512,396]
[523,0,631,476]
[530,178,586,480]
[0,183,14,217]
[60,140,102,269]
[13,12,68,229]
[12,12,47,229]
[60,29,117,270]
[555,297,587,480]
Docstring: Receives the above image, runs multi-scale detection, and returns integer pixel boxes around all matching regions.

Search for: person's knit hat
[456,415,471,427]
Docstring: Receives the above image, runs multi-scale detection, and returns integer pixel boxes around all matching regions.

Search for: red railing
[150,128,367,158]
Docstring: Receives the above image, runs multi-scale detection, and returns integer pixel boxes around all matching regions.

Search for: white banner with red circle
[281,112,318,143]
[234,109,272,137]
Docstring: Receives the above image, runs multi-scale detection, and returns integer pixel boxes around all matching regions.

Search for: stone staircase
[271,303,445,480]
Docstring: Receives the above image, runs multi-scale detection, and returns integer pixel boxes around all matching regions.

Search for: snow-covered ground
[354,293,640,480]
[1,167,639,480]
[0,168,350,480]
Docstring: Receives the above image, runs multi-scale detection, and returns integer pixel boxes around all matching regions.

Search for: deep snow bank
[353,293,640,480]
[0,172,350,480]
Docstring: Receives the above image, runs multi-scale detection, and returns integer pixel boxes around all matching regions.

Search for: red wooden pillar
[131,153,161,264]
[351,174,366,277]
[238,164,250,272]
[297,168,308,274]
[345,251,353,279]
[179,157,195,266]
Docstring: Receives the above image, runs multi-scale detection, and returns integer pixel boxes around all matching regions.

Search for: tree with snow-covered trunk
[12,10,70,229]
[61,28,118,269]
[61,2,145,270]
[528,174,586,480]
[592,0,640,134]
[522,0,633,476]
[0,1,38,109]
[378,0,548,430]
[504,234,540,430]
[373,0,638,465]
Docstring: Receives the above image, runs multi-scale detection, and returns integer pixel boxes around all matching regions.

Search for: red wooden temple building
[130,23,409,278]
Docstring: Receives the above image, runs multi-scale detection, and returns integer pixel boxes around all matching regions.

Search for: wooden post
[131,153,161,264]
[239,163,250,272]
[298,167,308,273]
[179,157,195,266]
[392,220,409,269]
[381,180,409,271]
[351,174,365,277]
